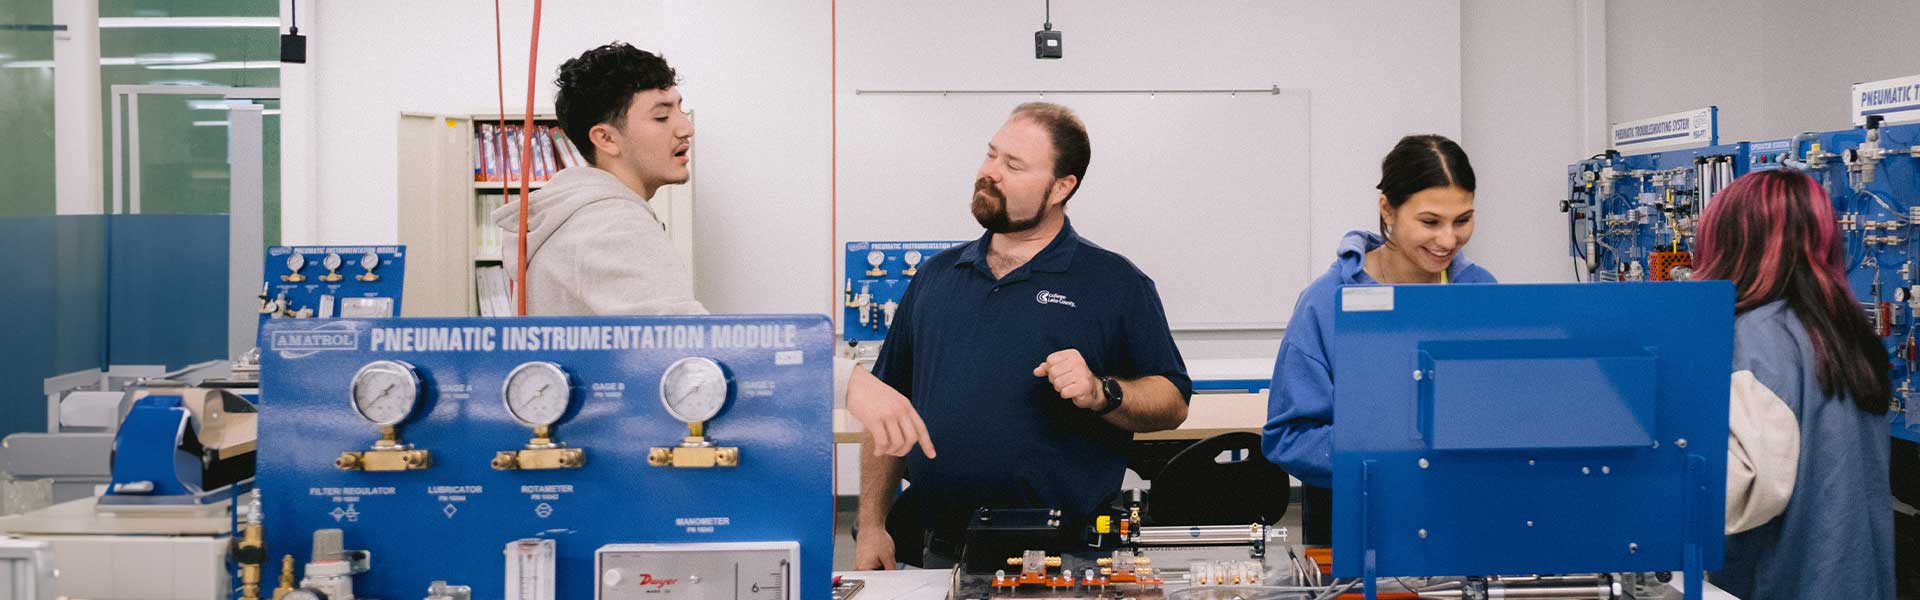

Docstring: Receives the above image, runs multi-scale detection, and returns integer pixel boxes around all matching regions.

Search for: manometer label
[674,516,732,534]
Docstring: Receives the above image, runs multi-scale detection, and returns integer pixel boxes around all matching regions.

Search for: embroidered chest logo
[1035,290,1077,308]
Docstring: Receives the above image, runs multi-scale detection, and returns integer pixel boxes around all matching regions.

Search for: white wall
[1609,0,1920,143]
[296,0,1468,360]
[837,0,1462,358]
[839,0,1463,277]
[299,0,831,316]
[1459,0,1601,284]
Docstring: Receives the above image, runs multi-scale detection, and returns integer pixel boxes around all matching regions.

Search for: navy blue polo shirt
[872,218,1192,537]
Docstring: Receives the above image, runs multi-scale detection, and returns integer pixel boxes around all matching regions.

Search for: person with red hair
[1695,168,1894,599]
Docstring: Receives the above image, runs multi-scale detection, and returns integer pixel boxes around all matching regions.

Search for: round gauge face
[502,361,573,427]
[350,360,420,426]
[360,252,380,271]
[285,252,306,273]
[904,250,923,266]
[659,357,729,424]
[322,253,343,271]
[867,250,886,268]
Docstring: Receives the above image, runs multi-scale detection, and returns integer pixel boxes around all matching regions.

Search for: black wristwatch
[1094,376,1124,415]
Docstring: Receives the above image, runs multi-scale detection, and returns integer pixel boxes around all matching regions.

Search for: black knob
[1867,115,1884,130]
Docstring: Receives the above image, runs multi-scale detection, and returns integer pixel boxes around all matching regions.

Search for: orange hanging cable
[514,1,544,316]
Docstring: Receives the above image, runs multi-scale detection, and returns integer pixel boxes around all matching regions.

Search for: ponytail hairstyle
[1375,135,1476,237]
[1695,168,1890,414]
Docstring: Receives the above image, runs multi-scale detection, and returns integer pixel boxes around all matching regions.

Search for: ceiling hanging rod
[853,85,1284,96]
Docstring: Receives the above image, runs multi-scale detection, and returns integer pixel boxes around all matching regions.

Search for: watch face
[1098,378,1123,413]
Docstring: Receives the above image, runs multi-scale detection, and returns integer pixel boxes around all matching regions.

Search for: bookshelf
[396,110,696,316]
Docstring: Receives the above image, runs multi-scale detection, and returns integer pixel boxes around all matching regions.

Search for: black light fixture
[281,0,307,64]
[1034,0,1062,59]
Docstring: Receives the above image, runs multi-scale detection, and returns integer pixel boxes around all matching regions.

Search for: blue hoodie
[1260,230,1497,487]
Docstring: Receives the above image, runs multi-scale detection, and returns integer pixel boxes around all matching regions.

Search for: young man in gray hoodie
[491,42,933,458]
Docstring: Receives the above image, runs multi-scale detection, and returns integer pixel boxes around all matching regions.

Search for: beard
[970,177,1045,234]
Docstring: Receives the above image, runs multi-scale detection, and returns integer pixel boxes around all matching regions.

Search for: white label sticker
[1852,73,1920,126]
[1341,287,1395,312]
[775,350,804,366]
[1610,107,1716,151]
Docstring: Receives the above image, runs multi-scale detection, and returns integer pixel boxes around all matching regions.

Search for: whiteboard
[837,91,1312,330]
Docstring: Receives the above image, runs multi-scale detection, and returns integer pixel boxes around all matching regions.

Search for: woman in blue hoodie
[1262,135,1495,545]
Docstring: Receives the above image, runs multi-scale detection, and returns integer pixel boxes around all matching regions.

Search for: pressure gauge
[866,250,885,268]
[322,252,342,272]
[902,249,924,276]
[285,252,306,273]
[660,357,730,424]
[503,361,573,427]
[360,252,380,271]
[350,360,421,426]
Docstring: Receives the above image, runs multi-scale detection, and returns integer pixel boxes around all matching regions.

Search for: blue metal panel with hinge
[1330,282,1732,588]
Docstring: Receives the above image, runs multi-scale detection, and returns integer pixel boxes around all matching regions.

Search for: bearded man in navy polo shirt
[852,102,1193,569]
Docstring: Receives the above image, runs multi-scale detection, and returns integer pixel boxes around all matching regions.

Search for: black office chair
[1144,431,1290,526]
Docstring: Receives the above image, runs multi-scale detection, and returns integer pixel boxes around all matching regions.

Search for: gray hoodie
[492,166,704,316]
[491,166,852,403]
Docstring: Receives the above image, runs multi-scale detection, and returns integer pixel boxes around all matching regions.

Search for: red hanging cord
[493,0,544,316]
[515,1,544,316]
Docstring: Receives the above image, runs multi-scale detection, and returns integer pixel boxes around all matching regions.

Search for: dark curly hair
[555,42,679,165]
